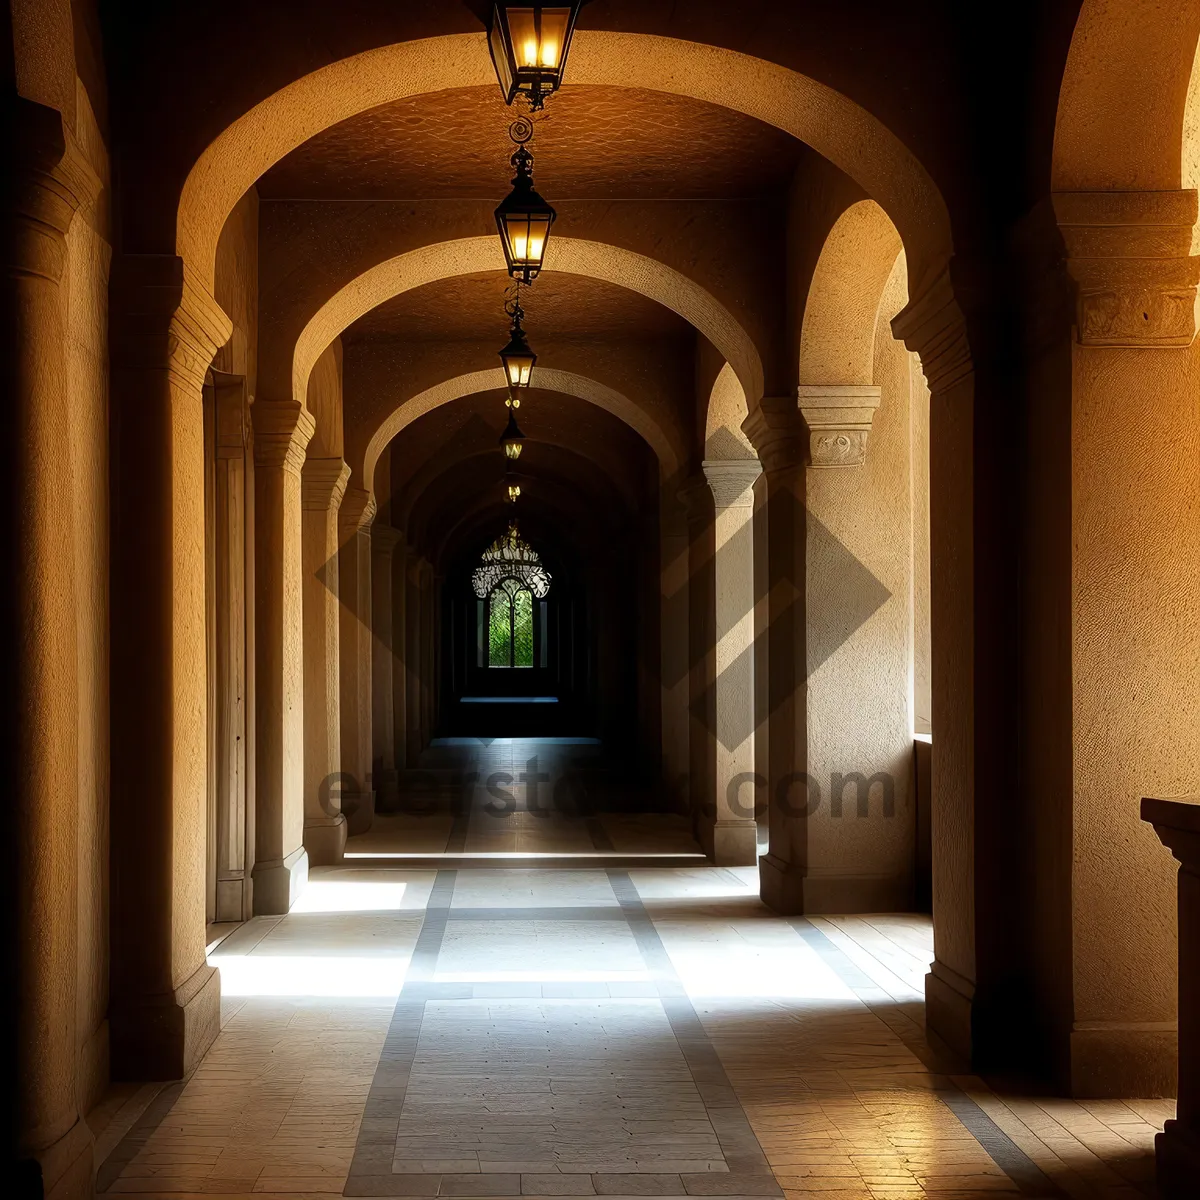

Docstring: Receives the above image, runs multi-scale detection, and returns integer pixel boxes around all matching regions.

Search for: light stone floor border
[342,867,781,1199]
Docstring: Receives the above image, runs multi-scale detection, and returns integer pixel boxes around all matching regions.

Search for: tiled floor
[90,743,1172,1200]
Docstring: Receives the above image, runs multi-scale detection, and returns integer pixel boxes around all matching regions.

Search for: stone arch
[362,367,679,497]
[1053,0,1200,190]
[799,199,904,386]
[295,236,763,410]
[703,363,755,460]
[178,32,952,300]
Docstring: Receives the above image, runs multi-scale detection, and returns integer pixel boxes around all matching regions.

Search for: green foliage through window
[513,588,533,667]
[487,578,534,668]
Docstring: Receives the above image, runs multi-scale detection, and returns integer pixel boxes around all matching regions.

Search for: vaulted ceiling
[258,85,805,201]
[259,77,801,561]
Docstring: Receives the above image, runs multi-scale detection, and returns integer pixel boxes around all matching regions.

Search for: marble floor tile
[91,744,1172,1200]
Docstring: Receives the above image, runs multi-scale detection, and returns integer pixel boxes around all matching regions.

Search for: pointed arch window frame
[472,521,551,671]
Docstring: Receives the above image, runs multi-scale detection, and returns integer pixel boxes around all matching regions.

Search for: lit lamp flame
[498,301,537,390]
[487,4,582,111]
[500,409,526,461]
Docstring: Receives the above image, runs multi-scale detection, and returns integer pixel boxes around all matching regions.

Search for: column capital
[111,254,234,394]
[252,399,315,475]
[702,459,762,508]
[1053,190,1200,347]
[10,98,102,261]
[796,384,882,468]
[891,265,973,391]
[372,523,403,555]
[301,457,351,511]
[743,396,806,475]
[339,486,377,532]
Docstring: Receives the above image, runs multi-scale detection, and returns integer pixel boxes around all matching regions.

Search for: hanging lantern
[498,302,537,389]
[507,481,522,504]
[499,409,526,460]
[487,3,584,110]
[495,141,556,284]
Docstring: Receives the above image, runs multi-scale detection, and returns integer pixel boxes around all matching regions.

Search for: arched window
[488,578,535,668]
[472,520,551,670]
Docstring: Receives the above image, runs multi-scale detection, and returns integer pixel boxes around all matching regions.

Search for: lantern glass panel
[489,20,514,96]
[504,351,534,388]
[503,211,551,274]
[506,8,571,71]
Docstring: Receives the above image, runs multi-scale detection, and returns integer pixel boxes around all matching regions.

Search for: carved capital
[301,457,351,512]
[702,460,762,509]
[742,396,806,475]
[339,486,377,532]
[891,266,973,391]
[111,254,234,394]
[1054,190,1200,347]
[252,399,315,475]
[8,99,103,281]
[796,385,882,468]
[371,524,403,557]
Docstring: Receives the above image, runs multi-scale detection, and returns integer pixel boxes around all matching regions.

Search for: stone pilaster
[391,540,408,772]
[338,488,376,835]
[9,96,102,1200]
[701,459,763,866]
[890,266,978,1060]
[659,484,691,809]
[252,399,315,913]
[210,374,254,921]
[108,251,227,1093]
[301,457,351,865]
[1044,194,1200,1095]
[420,561,437,747]
[371,524,402,810]
[406,554,423,766]
[1143,798,1200,1197]
[743,399,809,911]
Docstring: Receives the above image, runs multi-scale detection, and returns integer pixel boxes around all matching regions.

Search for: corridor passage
[89,746,1167,1200]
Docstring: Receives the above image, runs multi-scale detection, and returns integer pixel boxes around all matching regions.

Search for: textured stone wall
[63,75,112,1121]
[803,255,919,911]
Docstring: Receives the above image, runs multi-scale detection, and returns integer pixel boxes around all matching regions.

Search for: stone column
[210,374,253,921]
[371,524,401,810]
[252,399,314,913]
[420,561,437,746]
[1142,798,1200,1197]
[891,270,980,1063]
[391,537,408,771]
[9,97,100,1200]
[301,457,350,864]
[406,555,423,765]
[109,261,227,1082]
[744,399,808,911]
[701,459,763,865]
[338,487,375,835]
[1046,192,1200,1094]
[659,486,691,809]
